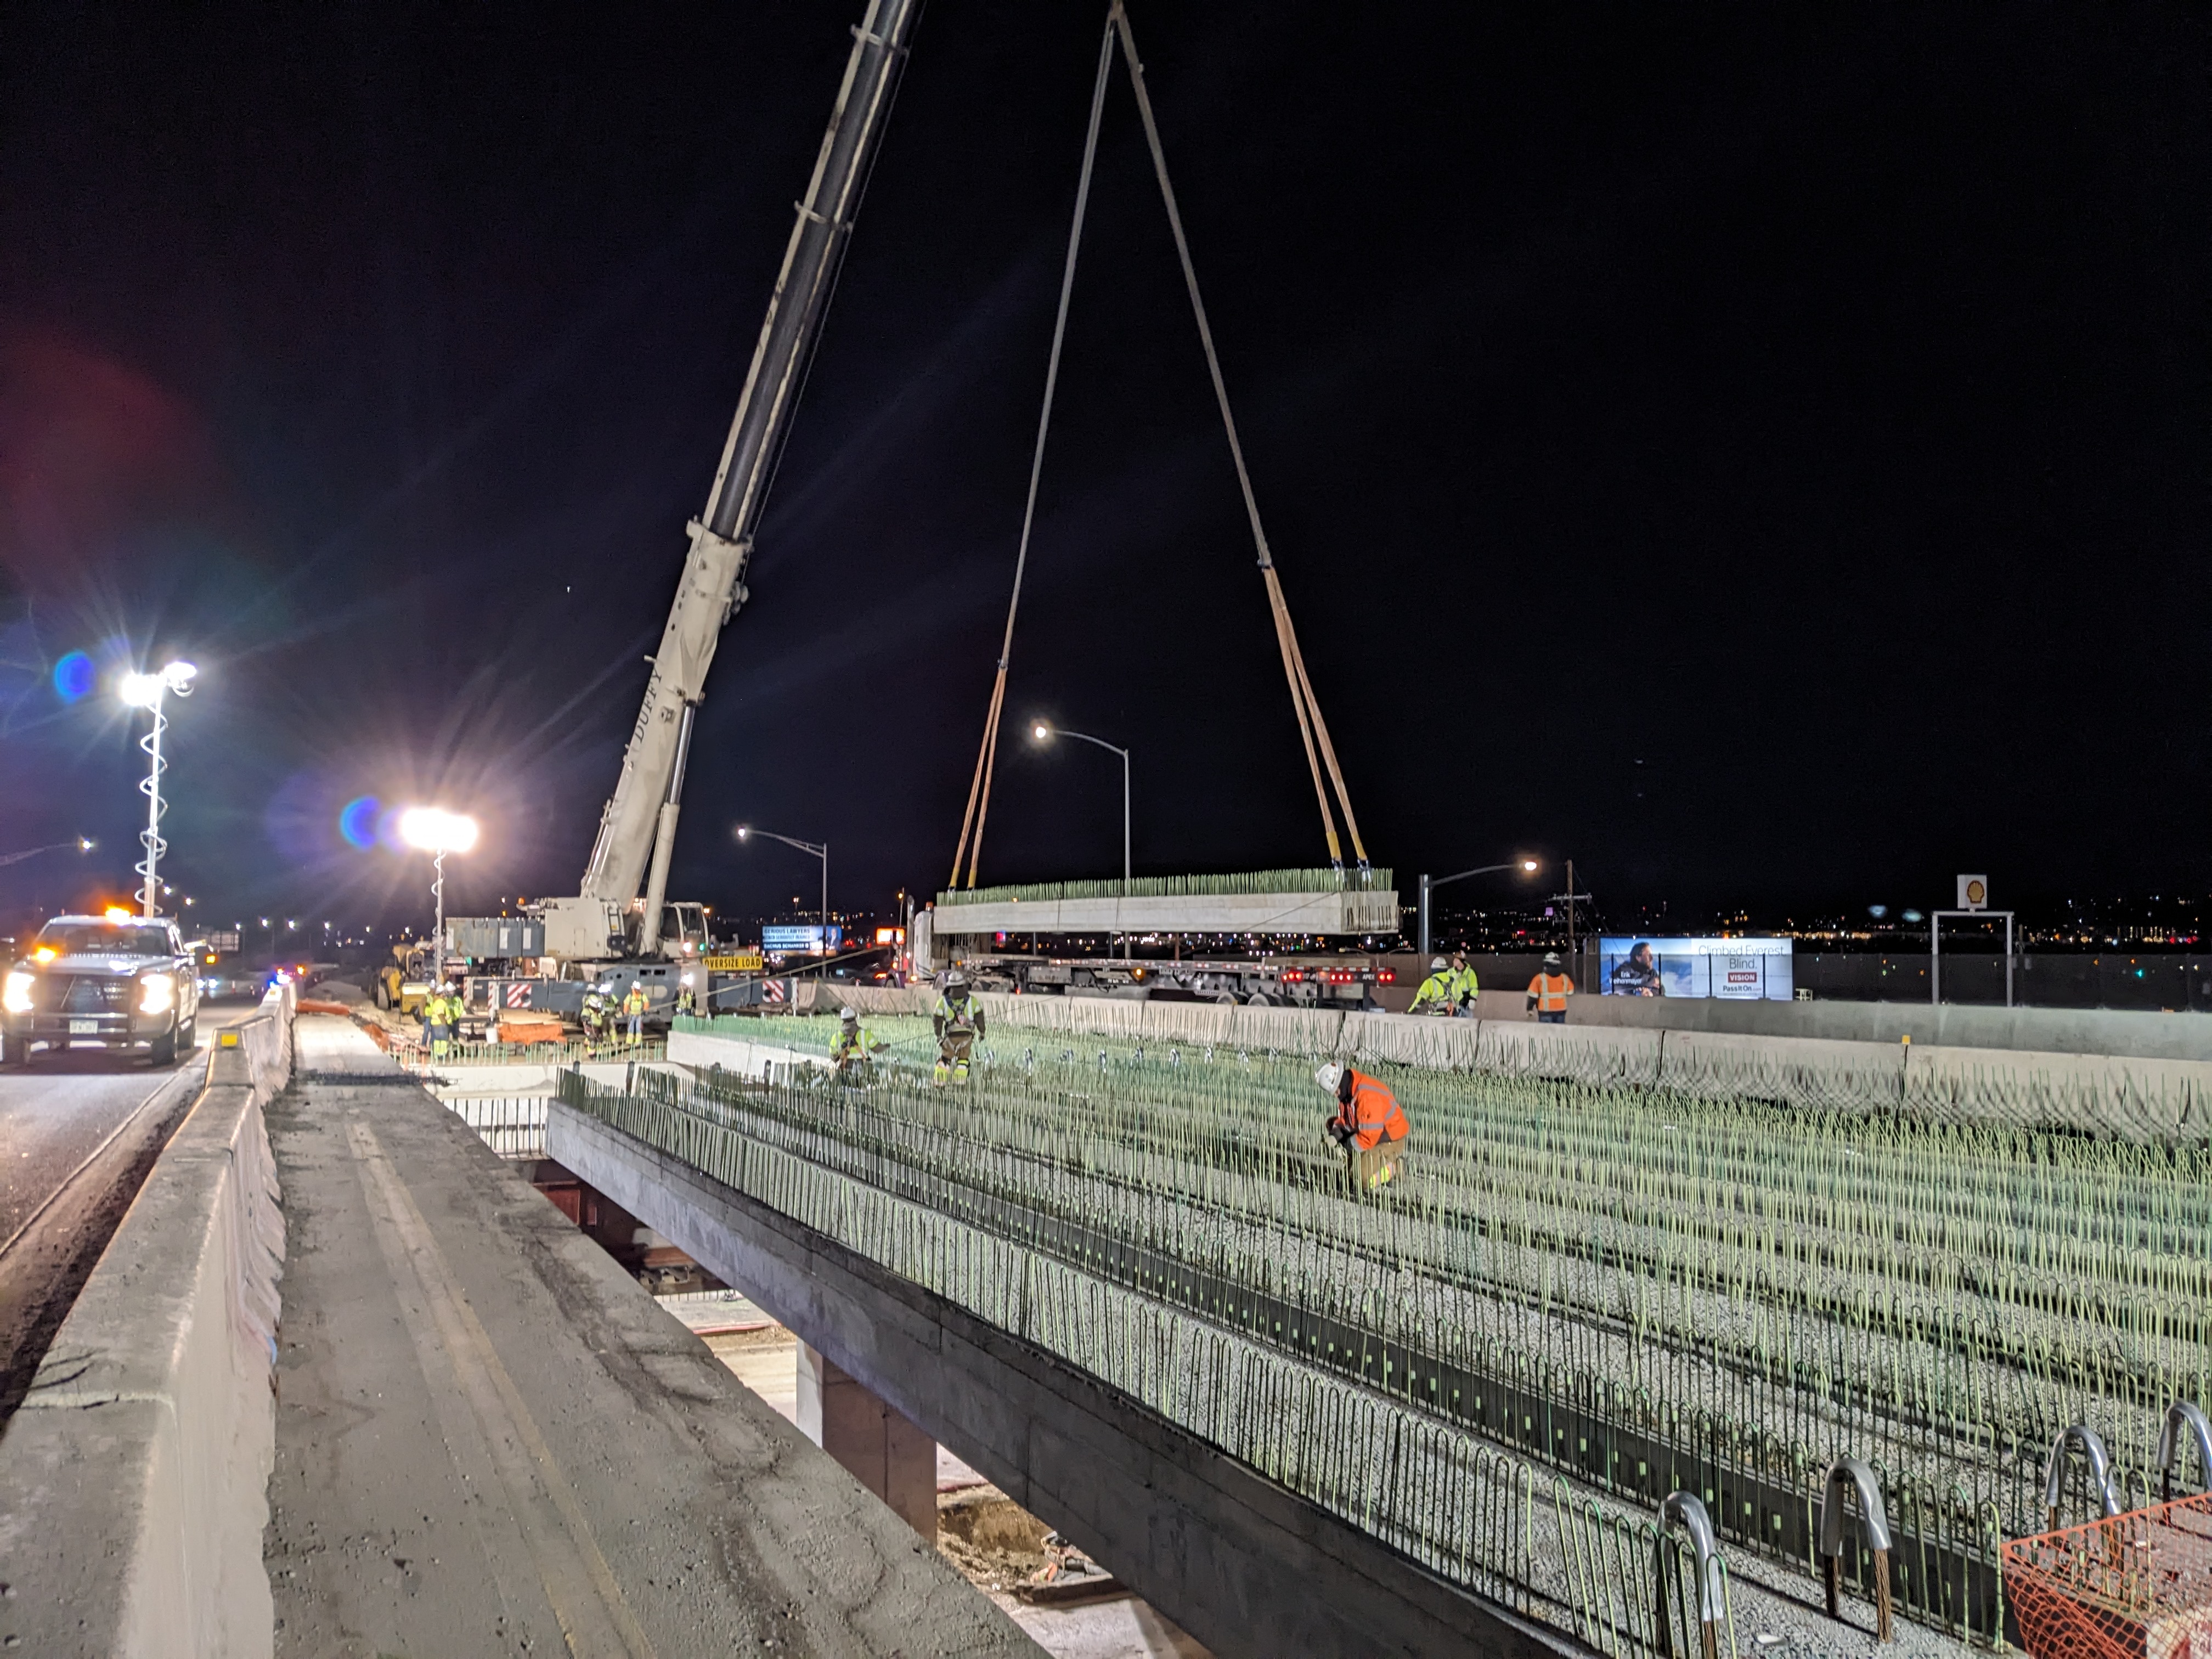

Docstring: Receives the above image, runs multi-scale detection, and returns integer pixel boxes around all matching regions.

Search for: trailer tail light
[1378,969,1395,983]
[1280,969,1305,982]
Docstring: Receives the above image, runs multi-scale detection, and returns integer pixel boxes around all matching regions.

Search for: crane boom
[548,0,921,962]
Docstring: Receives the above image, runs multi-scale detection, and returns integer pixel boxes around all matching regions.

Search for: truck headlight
[139,974,176,1015]
[3,972,32,1014]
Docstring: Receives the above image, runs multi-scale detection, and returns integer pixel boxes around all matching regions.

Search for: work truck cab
[1,913,202,1066]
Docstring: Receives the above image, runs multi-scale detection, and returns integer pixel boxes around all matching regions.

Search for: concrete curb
[0,986,294,1657]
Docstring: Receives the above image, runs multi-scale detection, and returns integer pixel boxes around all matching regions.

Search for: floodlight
[399,808,478,853]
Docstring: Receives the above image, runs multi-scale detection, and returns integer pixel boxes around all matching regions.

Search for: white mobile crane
[452,0,921,1004]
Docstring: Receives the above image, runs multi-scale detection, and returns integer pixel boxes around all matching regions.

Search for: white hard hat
[839,1006,857,1021]
[1314,1062,1342,1094]
[1430,957,1448,971]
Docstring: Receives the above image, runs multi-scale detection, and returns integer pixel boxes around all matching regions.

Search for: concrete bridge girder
[548,1098,1578,1659]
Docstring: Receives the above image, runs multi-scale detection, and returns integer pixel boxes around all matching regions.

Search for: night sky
[1,3,2204,938]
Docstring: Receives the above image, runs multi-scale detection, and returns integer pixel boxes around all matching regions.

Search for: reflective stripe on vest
[1530,973,1571,1012]
[1344,1073,1408,1149]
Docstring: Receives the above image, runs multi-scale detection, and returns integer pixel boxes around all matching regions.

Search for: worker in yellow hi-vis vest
[1409,957,1457,1015]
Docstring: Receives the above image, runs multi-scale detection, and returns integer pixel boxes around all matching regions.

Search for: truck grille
[48,975,131,1013]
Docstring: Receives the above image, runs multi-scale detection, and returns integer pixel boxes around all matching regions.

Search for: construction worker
[829,1006,884,1080]
[932,970,984,1085]
[1409,957,1457,1016]
[675,979,698,1018]
[1449,951,1480,1015]
[581,985,611,1053]
[426,985,456,1059]
[1528,952,1573,1024]
[621,981,651,1047]
[1315,1062,1410,1192]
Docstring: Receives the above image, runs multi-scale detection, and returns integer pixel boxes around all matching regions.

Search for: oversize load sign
[705,953,765,972]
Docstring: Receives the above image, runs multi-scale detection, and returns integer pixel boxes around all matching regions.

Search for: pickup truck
[1,913,203,1066]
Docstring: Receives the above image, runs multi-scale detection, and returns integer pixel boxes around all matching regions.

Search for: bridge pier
[799,1342,939,1540]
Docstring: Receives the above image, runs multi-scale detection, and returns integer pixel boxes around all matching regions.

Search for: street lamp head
[1522,860,1539,872]
[77,837,94,853]
[161,661,198,694]
[399,807,478,853]
[1031,723,1051,742]
[735,825,750,842]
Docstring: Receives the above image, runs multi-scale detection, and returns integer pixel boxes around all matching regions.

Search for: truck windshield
[33,924,174,957]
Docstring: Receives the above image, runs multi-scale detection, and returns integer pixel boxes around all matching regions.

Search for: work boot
[933,1060,950,1086]
[953,1059,969,1082]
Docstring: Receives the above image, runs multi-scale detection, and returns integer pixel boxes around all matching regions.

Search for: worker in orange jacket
[1316,1062,1409,1192]
[1527,952,1573,1024]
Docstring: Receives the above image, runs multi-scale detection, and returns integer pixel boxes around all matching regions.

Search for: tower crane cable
[950,1,1369,891]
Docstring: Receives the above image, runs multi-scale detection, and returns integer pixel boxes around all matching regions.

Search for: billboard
[760,924,842,955]
[1599,936,1793,1001]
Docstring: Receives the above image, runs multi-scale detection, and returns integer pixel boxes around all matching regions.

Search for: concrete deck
[263,1017,1041,1658]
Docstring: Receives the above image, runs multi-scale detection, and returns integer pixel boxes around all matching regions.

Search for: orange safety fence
[2004,1493,2212,1659]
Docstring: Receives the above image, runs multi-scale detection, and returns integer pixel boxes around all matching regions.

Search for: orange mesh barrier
[2004,1494,2212,1659]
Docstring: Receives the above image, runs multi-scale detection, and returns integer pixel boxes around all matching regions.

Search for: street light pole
[1031,724,1131,958]
[736,828,831,954]
[1418,859,1541,958]
[0,838,94,872]
[119,662,198,917]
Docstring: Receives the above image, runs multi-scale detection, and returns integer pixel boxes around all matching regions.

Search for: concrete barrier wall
[1466,985,2212,1062]
[687,985,2212,1138]
[810,968,2212,1062]
[0,985,294,1658]
[693,994,2212,1141]
[668,1026,830,1079]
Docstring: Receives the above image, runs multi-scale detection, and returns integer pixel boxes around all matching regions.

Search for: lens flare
[52,651,93,702]
[338,795,380,849]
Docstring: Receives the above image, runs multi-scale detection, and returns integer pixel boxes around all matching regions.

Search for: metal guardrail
[400,1039,666,1070]
[441,1096,550,1160]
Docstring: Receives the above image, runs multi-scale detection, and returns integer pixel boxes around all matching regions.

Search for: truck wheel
[375,979,391,1009]
[150,1022,178,1066]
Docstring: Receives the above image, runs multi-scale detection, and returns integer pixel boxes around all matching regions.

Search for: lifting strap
[948,14,1115,891]
[950,0,1369,891]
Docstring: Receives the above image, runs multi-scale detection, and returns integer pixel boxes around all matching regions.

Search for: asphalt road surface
[0,997,261,1417]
